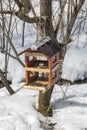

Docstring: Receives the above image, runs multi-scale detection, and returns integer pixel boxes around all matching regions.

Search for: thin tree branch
[0,10,39,23]
[55,0,67,36]
[0,46,19,60]
[66,0,85,38]
[0,22,24,67]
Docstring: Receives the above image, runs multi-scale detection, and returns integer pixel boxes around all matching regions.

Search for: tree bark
[38,87,54,116]
[39,0,58,45]
[38,0,56,116]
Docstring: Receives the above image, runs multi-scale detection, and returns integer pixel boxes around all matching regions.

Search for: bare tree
[0,0,86,116]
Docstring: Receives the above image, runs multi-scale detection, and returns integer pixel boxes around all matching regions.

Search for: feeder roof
[37,40,61,58]
[23,37,61,58]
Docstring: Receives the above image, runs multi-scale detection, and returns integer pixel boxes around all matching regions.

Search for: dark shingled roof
[37,40,61,58]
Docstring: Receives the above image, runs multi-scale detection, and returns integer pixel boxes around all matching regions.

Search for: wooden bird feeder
[23,40,60,91]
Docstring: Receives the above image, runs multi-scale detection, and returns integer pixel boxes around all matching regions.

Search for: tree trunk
[38,0,56,116]
[38,86,54,116]
[38,0,58,45]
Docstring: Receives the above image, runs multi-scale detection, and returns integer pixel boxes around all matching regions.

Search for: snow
[52,84,87,130]
[0,52,25,84]
[0,1,87,130]
[0,86,43,130]
[0,20,87,130]
[31,37,51,50]
[0,83,87,130]
[62,34,87,82]
[0,34,87,130]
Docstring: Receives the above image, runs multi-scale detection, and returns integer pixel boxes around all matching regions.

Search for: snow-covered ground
[0,81,87,130]
[0,1,87,130]
[62,34,87,82]
[0,34,87,130]
[52,84,87,130]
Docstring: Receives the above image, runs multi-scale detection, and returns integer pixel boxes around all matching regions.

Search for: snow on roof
[28,37,61,58]
[31,37,51,50]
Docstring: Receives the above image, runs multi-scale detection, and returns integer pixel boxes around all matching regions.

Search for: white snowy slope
[0,34,87,130]
[62,34,87,82]
[0,85,44,130]
[0,1,87,130]
[0,12,87,129]
[0,83,87,130]
[51,84,87,130]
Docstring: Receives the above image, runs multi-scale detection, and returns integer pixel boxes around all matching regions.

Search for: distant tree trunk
[0,0,5,51]
[60,0,85,63]
[22,21,25,47]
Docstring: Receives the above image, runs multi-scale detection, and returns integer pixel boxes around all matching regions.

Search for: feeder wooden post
[25,55,29,84]
[48,59,52,87]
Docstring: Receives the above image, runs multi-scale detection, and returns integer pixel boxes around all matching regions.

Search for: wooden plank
[48,59,52,86]
[35,80,48,85]
[25,67,50,73]
[23,84,47,91]
[48,58,52,69]
[25,52,48,58]
[52,60,58,68]
[51,53,59,67]
[52,64,59,73]
[25,56,29,84]
[52,77,59,85]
